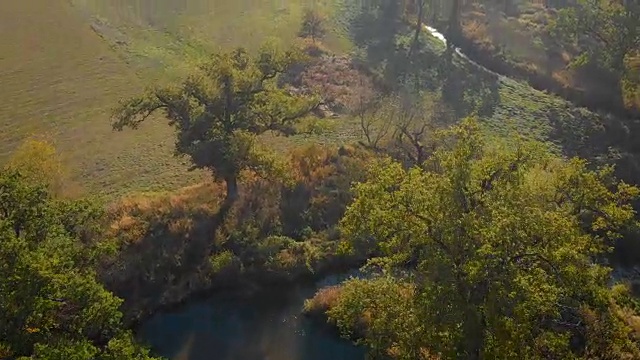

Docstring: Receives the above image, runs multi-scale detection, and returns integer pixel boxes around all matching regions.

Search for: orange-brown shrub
[99,144,374,321]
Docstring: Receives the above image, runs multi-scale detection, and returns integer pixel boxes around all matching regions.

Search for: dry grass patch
[303,285,343,316]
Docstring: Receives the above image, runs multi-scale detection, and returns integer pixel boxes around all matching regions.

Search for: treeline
[348,0,637,120]
[454,0,638,114]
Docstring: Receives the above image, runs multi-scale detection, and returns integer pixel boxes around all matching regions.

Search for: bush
[303,285,343,317]
[209,250,239,274]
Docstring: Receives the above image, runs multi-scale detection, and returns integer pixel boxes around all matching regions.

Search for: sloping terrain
[459,1,640,112]
[1,0,622,197]
[0,0,206,196]
[0,0,350,196]
[71,0,351,77]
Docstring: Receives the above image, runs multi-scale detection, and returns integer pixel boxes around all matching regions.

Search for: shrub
[209,250,238,274]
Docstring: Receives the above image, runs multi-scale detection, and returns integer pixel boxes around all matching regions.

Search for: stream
[138,272,366,360]
[424,25,504,79]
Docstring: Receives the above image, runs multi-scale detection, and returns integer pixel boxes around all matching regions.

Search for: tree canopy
[552,0,640,106]
[112,44,319,203]
[0,170,159,360]
[3,138,68,197]
[333,119,640,359]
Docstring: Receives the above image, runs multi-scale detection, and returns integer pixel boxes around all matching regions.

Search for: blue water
[139,274,365,360]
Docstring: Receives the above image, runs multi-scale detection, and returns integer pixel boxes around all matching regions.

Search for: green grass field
[0,0,191,198]
[0,0,351,197]
[414,29,610,163]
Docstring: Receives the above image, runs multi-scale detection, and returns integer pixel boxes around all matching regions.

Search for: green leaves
[327,276,420,359]
[553,0,640,77]
[112,44,319,201]
[335,118,640,358]
[0,171,161,360]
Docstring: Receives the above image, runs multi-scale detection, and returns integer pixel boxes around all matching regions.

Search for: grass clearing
[437,31,613,162]
[71,0,353,79]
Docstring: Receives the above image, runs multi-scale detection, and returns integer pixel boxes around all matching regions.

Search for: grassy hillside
[71,0,352,79]
[0,0,204,197]
[0,0,351,197]
[439,39,614,165]
[0,0,623,197]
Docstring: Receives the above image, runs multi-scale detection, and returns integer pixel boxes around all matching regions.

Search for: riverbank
[127,251,368,330]
[419,15,638,121]
[449,3,639,119]
[450,33,638,119]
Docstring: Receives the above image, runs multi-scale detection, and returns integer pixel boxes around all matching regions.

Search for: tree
[4,138,68,196]
[357,91,455,166]
[552,0,640,104]
[336,119,640,359]
[356,94,396,151]
[299,8,327,43]
[112,44,319,204]
[327,276,422,359]
[388,91,454,166]
[407,0,427,61]
[448,0,462,41]
[0,170,159,360]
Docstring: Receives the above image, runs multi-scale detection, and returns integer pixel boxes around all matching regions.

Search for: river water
[138,273,365,360]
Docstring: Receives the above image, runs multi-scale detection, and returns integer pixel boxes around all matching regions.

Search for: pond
[138,273,366,360]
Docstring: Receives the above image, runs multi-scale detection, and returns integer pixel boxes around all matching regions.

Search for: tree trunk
[448,0,461,43]
[224,175,239,205]
[408,0,425,60]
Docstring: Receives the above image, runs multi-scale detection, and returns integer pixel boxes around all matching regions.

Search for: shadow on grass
[441,46,501,119]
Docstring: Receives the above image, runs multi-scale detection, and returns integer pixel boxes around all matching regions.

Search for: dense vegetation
[0,0,349,196]
[309,119,640,359]
[2,0,640,359]
[0,168,159,359]
[112,44,320,203]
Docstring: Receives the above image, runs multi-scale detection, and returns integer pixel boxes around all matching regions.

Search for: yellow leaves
[4,137,69,197]
[24,326,40,334]
[242,133,296,187]
[616,182,640,204]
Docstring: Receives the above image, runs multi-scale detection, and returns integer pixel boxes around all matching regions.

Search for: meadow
[0,0,351,197]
